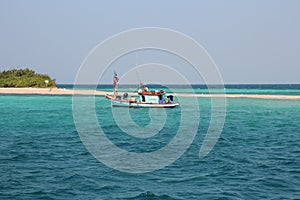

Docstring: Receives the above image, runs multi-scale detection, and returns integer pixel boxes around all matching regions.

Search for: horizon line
[56,82,300,85]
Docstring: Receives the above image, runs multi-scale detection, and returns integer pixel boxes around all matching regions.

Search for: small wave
[125,191,180,200]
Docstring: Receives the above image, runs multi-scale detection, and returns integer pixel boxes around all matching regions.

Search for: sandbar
[0,87,300,100]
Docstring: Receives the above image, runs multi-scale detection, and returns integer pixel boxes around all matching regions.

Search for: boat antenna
[136,70,142,91]
[135,52,143,91]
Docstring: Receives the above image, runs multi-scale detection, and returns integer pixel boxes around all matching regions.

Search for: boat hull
[106,94,179,108]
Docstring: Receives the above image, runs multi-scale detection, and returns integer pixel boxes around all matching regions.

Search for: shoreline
[0,87,300,100]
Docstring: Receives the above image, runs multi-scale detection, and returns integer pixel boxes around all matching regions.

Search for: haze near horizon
[0,0,299,84]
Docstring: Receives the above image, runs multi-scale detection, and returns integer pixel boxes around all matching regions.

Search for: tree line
[0,68,56,88]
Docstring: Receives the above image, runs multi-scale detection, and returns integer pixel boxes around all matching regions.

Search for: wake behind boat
[105,72,179,108]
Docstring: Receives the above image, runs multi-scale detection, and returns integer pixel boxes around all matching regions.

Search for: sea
[0,84,299,199]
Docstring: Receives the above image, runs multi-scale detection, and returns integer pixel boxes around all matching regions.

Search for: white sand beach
[1,87,300,100]
[0,87,107,96]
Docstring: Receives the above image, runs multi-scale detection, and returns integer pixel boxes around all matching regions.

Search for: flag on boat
[113,71,119,85]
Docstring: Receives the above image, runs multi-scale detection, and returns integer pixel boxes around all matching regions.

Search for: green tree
[0,68,57,88]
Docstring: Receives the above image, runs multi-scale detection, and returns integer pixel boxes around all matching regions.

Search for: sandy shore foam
[0,87,300,100]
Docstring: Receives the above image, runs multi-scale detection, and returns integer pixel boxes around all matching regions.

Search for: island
[0,68,299,100]
[0,68,56,88]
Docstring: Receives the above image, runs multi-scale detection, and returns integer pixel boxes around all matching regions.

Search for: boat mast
[139,80,142,90]
[135,69,143,93]
[113,71,119,99]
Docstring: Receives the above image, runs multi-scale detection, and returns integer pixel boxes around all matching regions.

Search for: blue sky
[0,0,299,84]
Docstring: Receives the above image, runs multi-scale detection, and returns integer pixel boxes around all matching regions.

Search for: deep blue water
[1,86,300,199]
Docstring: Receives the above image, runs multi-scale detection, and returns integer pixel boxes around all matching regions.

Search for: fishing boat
[105,72,179,108]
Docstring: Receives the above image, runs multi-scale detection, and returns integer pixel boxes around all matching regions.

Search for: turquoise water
[0,93,300,199]
[63,84,300,95]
